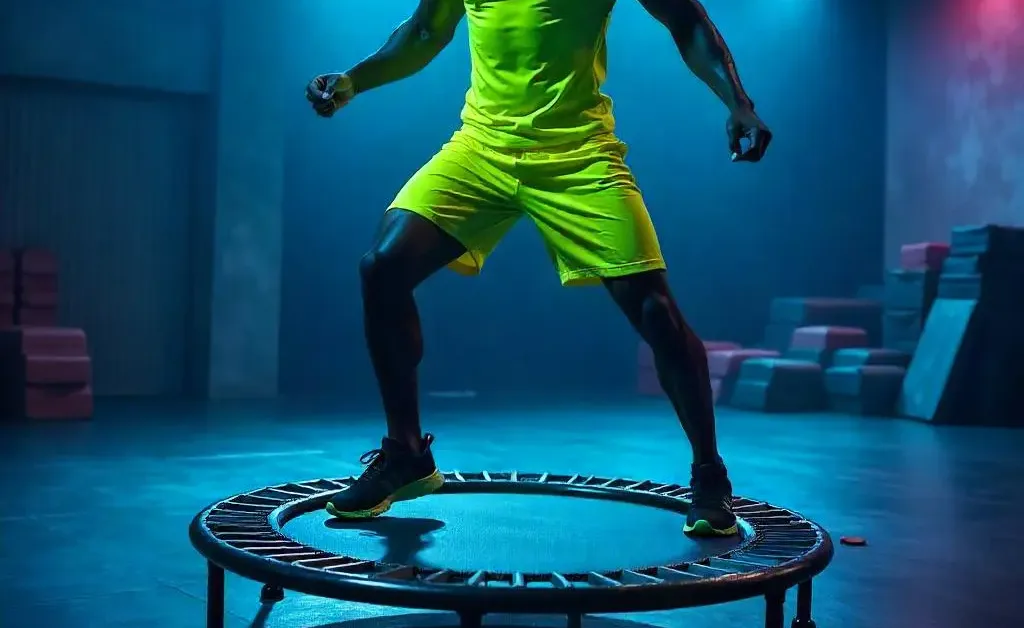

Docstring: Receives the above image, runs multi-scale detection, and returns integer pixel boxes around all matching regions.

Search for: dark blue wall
[0,0,217,396]
[0,0,215,94]
[0,0,889,400]
[279,0,887,397]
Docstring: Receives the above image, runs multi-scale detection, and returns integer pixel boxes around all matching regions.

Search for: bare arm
[637,0,753,112]
[347,0,466,95]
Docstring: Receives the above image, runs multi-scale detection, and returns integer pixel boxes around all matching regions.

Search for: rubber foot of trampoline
[567,613,583,628]
[791,620,816,628]
[260,584,285,603]
[458,612,482,628]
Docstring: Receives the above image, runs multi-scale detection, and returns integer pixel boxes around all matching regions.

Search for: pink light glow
[975,0,1021,40]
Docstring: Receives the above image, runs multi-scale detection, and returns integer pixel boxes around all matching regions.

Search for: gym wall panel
[0,79,203,396]
[0,0,216,94]
[886,0,1024,265]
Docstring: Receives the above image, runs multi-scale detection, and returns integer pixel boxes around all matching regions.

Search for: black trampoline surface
[281,492,749,573]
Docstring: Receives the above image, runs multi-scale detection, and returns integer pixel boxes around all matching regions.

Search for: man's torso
[459,0,618,149]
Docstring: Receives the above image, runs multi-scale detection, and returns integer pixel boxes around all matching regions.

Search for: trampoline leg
[206,562,225,628]
[567,613,583,628]
[791,580,817,628]
[764,590,785,628]
[260,584,285,603]
[458,612,482,628]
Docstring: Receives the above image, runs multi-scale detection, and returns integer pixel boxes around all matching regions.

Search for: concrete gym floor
[1,396,1023,628]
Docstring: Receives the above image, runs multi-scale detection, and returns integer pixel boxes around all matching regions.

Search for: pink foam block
[707,349,780,378]
[18,306,58,327]
[637,342,654,368]
[703,341,741,352]
[711,378,723,404]
[637,365,662,396]
[0,251,13,273]
[20,274,58,295]
[24,385,93,420]
[19,291,58,308]
[20,249,58,274]
[0,306,13,327]
[0,327,88,356]
[791,326,868,350]
[23,356,92,385]
[639,340,742,369]
[900,242,950,271]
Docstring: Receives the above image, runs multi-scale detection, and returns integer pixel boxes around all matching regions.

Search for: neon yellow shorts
[388,130,666,286]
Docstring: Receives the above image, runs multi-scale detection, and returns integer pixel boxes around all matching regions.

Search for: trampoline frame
[190,471,833,628]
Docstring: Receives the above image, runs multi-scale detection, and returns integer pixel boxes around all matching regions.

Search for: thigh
[366,209,468,288]
[517,139,666,285]
[389,134,522,274]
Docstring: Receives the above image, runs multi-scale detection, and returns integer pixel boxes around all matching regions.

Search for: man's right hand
[306,73,356,118]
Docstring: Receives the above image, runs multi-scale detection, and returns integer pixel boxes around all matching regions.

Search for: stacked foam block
[0,249,60,326]
[729,327,868,413]
[730,357,825,413]
[0,249,93,420]
[633,225,1024,422]
[883,242,947,354]
[785,325,870,368]
[0,327,93,420]
[940,224,1024,301]
[638,340,742,402]
[18,249,60,326]
[761,298,882,351]
[0,251,14,326]
[899,224,1024,424]
[946,225,1024,423]
[710,298,881,413]
[825,348,910,416]
[707,348,778,406]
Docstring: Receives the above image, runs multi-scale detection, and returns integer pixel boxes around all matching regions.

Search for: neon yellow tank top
[459,0,617,148]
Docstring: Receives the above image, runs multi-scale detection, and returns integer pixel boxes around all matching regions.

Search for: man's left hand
[727,107,772,163]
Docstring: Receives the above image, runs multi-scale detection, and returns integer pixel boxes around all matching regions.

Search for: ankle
[387,434,423,454]
[407,436,426,454]
[692,455,726,473]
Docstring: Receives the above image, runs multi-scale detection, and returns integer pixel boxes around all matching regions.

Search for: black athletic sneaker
[684,462,738,536]
[325,434,445,519]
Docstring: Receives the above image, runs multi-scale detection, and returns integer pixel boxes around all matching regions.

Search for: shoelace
[356,448,387,481]
[353,434,435,483]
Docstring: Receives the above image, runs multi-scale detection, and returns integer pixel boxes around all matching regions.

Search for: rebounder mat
[282,492,745,575]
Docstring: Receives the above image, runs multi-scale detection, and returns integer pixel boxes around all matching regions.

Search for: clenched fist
[306,73,356,118]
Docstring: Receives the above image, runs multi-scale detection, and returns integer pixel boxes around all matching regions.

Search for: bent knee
[359,248,410,292]
[640,294,702,355]
[640,293,675,332]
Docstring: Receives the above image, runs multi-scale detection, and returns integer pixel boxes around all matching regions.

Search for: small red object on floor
[840,536,867,546]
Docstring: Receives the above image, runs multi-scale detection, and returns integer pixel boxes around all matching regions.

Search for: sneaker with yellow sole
[326,434,445,519]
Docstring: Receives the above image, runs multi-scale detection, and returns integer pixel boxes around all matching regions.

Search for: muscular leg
[360,209,466,451]
[604,270,720,466]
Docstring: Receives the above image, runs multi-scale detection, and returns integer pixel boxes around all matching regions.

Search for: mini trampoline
[189,472,834,628]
